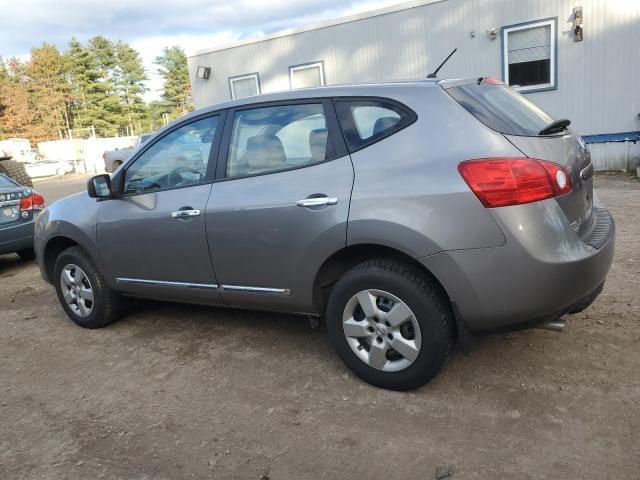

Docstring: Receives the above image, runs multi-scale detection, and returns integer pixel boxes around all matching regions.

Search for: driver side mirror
[87,174,112,199]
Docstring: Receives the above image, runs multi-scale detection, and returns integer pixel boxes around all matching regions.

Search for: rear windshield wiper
[539,119,571,136]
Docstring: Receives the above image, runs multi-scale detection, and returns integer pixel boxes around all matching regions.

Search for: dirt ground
[1,173,638,479]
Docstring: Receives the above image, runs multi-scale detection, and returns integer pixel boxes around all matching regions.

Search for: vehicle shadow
[122,297,323,339]
[0,254,32,278]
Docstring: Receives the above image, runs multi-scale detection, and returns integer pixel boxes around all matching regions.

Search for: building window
[229,73,260,100]
[289,62,325,89]
[502,18,556,92]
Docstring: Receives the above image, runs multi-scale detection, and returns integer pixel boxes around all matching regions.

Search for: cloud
[0,0,405,100]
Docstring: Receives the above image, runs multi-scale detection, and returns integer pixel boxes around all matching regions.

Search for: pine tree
[26,43,72,139]
[113,41,148,135]
[66,37,122,137]
[154,46,193,119]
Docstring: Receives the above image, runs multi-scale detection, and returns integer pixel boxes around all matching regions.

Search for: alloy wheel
[60,263,95,318]
[342,289,422,372]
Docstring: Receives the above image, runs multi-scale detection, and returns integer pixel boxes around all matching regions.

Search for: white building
[188,0,640,171]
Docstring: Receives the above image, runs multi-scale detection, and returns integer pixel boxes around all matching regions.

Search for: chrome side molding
[116,278,290,296]
[116,278,218,290]
[221,285,290,296]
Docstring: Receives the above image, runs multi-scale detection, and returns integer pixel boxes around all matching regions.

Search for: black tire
[0,159,33,187]
[326,259,454,391]
[53,246,121,329]
[16,248,35,260]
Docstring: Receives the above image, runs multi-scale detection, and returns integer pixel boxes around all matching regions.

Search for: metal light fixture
[486,28,498,40]
[573,6,584,42]
[196,66,211,80]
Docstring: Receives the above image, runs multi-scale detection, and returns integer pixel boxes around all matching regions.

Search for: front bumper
[0,220,35,255]
[421,198,615,331]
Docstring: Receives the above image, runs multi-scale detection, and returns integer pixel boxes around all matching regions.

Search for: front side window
[502,18,556,92]
[123,115,219,194]
[335,100,417,152]
[226,103,334,178]
[289,62,325,89]
[229,73,260,99]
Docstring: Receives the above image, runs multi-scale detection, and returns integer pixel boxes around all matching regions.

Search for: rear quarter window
[445,82,554,136]
[335,99,417,152]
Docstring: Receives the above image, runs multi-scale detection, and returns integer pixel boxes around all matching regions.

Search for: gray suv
[34,79,614,390]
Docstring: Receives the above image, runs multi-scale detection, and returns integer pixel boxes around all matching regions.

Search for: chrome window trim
[116,278,218,290]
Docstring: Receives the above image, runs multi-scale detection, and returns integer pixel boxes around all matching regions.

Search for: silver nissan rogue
[35,78,615,390]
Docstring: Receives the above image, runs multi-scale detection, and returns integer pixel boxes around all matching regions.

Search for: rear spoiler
[437,77,505,89]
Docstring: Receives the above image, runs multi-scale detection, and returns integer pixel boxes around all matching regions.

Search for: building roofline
[189,0,447,57]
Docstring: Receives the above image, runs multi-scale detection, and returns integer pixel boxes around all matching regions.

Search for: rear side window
[335,99,416,152]
[446,82,554,136]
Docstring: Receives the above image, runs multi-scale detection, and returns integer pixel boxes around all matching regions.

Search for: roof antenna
[427,48,458,78]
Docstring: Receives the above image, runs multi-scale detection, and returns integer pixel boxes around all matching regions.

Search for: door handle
[296,196,338,208]
[171,209,201,218]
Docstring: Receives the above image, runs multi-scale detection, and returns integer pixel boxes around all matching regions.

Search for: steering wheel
[167,166,201,186]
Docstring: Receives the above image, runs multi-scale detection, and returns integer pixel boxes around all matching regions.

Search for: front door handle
[171,209,201,219]
[296,196,338,208]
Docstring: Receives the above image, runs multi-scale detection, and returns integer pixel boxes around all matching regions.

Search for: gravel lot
[1,173,639,479]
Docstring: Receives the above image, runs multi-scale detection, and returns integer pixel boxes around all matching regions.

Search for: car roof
[187,79,441,118]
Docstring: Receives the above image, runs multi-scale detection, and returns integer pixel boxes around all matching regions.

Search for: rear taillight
[458,158,572,208]
[20,192,45,213]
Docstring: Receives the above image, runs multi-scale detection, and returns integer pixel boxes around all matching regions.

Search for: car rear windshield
[0,174,17,188]
[446,82,555,136]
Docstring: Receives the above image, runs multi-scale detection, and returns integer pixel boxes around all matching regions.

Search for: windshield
[446,82,555,136]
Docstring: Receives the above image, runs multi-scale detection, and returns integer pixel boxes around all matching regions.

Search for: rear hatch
[0,175,33,227]
[443,79,594,233]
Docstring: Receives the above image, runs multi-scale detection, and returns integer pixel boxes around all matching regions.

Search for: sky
[0,0,406,101]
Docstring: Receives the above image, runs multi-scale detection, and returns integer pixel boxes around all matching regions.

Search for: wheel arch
[312,243,452,316]
[42,236,80,283]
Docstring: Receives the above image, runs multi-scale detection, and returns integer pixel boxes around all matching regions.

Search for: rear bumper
[421,198,615,331]
[0,220,35,255]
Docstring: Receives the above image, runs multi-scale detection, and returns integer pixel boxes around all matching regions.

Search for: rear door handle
[171,209,201,218]
[296,196,338,208]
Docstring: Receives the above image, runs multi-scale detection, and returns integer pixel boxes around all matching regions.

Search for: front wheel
[326,259,454,390]
[53,246,121,328]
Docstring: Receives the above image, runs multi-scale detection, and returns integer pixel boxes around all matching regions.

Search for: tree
[154,46,192,119]
[0,58,47,141]
[26,43,72,139]
[66,37,122,137]
[113,41,148,135]
[0,58,8,137]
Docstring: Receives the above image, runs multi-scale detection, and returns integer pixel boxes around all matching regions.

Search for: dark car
[0,173,45,260]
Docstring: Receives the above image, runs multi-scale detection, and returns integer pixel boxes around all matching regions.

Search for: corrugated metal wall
[589,141,640,171]
[189,0,640,138]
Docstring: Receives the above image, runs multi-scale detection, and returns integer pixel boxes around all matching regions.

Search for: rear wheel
[53,246,121,328]
[326,259,454,390]
[0,159,33,187]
